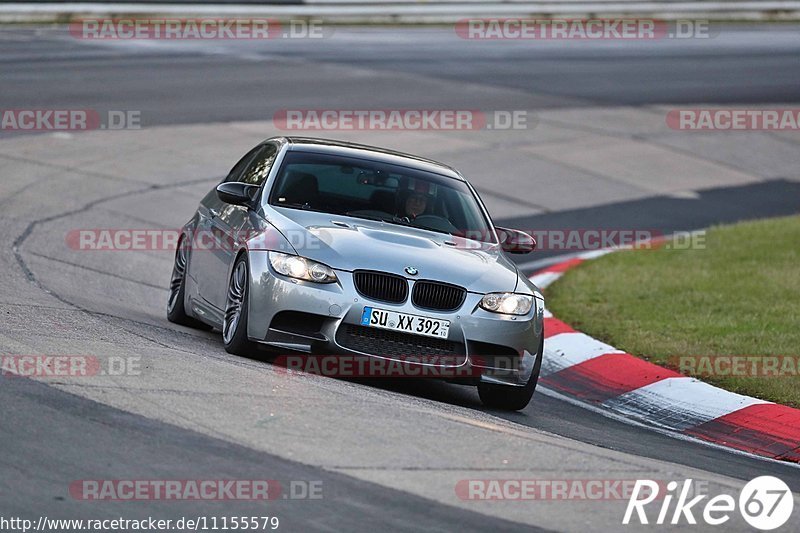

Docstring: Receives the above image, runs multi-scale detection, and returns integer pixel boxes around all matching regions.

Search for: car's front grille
[353,271,408,304]
[412,281,467,311]
[336,325,466,365]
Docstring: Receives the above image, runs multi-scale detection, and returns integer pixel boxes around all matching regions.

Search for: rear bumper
[247,251,543,386]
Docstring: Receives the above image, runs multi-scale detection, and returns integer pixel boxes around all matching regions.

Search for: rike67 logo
[624,477,794,530]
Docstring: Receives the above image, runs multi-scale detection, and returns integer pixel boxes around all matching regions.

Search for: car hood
[266,208,520,294]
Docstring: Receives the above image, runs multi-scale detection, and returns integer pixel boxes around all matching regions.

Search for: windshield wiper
[345,212,413,226]
[278,202,330,214]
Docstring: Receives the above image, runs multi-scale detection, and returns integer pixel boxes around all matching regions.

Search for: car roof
[276,136,464,181]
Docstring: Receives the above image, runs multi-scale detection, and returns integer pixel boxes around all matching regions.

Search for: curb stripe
[529,271,562,288]
[542,332,624,376]
[540,352,682,403]
[542,257,584,273]
[602,377,768,431]
[530,245,800,463]
[542,317,575,338]
[685,404,800,461]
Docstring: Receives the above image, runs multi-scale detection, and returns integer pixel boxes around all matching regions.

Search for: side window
[224,146,261,183]
[239,143,278,186]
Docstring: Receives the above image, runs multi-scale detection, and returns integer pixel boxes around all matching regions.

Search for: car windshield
[268,151,497,243]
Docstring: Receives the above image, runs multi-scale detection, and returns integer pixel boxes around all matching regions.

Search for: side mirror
[497,227,536,254]
[216,182,259,208]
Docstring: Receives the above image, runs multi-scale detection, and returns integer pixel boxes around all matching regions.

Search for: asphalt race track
[1,24,800,531]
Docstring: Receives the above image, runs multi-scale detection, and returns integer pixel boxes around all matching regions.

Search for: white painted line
[603,377,770,431]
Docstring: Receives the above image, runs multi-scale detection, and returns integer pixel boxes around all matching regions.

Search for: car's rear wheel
[222,255,258,356]
[477,336,543,411]
[167,238,211,330]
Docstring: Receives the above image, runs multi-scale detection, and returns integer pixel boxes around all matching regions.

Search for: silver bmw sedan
[168,137,544,410]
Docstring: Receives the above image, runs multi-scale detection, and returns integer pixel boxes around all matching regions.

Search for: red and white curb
[530,249,800,464]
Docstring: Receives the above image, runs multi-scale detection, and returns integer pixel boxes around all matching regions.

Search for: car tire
[477,336,544,411]
[222,254,258,356]
[167,237,212,330]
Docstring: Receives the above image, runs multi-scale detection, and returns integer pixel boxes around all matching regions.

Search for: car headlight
[480,293,534,316]
[268,252,337,283]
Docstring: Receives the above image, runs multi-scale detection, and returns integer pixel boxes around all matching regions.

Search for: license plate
[360,307,450,339]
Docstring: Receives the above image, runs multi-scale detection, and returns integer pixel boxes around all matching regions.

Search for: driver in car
[399,181,434,221]
[403,192,428,220]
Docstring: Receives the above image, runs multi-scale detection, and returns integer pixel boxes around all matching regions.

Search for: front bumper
[247,251,544,386]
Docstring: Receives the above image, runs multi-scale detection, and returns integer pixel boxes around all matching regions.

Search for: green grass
[547,215,800,407]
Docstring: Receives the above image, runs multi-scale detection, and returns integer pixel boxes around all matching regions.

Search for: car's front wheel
[222,255,258,356]
[477,336,543,411]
